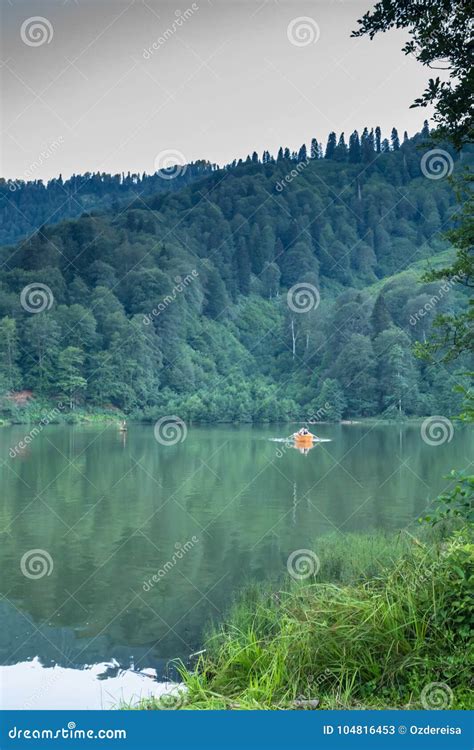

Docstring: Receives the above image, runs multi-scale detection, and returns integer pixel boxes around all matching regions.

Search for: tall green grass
[134,526,472,710]
[138,526,471,710]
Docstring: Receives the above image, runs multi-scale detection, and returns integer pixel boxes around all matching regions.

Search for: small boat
[294,433,314,447]
[118,420,128,432]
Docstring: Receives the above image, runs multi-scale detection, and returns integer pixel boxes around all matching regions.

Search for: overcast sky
[1,0,435,182]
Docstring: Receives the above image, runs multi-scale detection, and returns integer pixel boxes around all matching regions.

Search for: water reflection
[0,423,471,680]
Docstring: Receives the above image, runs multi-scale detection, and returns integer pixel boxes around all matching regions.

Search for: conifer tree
[298,144,307,162]
[334,133,347,161]
[361,127,373,162]
[324,132,337,159]
[348,131,361,163]
[375,126,382,153]
[391,127,400,150]
[370,293,393,336]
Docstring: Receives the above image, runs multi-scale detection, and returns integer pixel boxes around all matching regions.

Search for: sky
[1,0,436,182]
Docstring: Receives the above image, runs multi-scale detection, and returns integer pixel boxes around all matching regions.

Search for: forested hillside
[0,126,471,422]
[0,161,215,247]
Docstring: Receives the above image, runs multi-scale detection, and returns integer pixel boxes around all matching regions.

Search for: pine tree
[361,127,373,162]
[375,126,382,153]
[334,133,347,161]
[391,127,400,150]
[203,266,229,319]
[370,293,393,335]
[348,131,361,163]
[324,132,337,159]
[310,138,318,159]
[298,143,307,162]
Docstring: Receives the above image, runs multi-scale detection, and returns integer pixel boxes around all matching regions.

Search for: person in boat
[295,427,317,439]
[119,419,127,431]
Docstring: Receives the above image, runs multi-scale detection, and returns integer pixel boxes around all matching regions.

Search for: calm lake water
[1,422,472,704]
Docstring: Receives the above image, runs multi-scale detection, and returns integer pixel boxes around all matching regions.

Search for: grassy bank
[137,525,473,710]
[0,402,125,426]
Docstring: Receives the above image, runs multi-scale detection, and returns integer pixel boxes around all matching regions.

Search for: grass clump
[155,527,472,711]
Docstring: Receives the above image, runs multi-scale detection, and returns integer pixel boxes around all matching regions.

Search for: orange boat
[294,433,314,448]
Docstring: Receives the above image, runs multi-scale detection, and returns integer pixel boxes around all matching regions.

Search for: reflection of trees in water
[0,425,467,667]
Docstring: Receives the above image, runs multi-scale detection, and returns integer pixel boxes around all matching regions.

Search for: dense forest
[0,124,471,422]
[0,162,216,247]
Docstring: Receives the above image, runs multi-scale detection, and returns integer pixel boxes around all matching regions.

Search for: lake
[0,422,471,707]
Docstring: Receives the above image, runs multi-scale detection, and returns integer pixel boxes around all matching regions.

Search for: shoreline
[0,412,458,428]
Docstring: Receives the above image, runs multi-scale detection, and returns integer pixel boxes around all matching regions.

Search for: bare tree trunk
[291,318,297,359]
